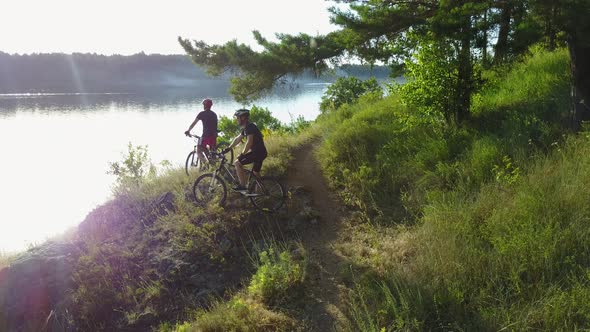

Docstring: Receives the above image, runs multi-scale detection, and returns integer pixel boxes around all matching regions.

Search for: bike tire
[185,151,198,176]
[216,142,234,163]
[193,173,227,206]
[248,176,286,212]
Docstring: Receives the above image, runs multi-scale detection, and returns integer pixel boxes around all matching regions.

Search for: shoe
[232,185,248,193]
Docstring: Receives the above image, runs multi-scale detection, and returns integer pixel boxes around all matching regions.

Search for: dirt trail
[286,144,351,331]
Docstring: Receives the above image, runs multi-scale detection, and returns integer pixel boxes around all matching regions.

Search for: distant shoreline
[0,52,390,94]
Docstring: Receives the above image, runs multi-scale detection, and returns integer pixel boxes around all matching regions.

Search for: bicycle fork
[209,170,219,192]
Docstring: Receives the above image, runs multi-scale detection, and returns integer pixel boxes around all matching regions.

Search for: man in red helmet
[184,98,218,164]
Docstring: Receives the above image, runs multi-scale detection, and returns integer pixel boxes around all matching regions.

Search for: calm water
[0,83,328,252]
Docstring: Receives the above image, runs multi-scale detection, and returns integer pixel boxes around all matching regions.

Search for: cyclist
[184,98,218,164]
[223,109,267,193]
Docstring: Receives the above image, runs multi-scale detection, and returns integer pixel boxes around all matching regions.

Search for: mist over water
[0,83,327,252]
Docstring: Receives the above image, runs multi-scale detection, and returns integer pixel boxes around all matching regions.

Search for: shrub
[395,38,472,124]
[320,76,382,113]
[174,297,295,332]
[218,105,284,141]
[108,143,156,194]
[248,246,306,305]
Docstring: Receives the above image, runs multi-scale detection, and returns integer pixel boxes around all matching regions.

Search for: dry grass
[0,252,16,269]
[263,124,322,177]
[334,216,418,278]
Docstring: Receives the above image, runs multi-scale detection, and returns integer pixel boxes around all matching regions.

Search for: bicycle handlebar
[187,133,225,138]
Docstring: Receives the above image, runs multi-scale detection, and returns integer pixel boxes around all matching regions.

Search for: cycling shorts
[201,136,217,149]
[238,151,267,173]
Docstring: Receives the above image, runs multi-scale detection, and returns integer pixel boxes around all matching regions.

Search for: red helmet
[202,98,213,109]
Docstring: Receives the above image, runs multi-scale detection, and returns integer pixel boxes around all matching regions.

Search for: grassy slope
[314,48,590,331]
[0,125,318,332]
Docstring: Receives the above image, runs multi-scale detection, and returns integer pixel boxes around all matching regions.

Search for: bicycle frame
[191,135,202,153]
[189,134,215,164]
[209,153,266,197]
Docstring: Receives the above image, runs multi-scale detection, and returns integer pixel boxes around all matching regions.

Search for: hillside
[2,47,589,332]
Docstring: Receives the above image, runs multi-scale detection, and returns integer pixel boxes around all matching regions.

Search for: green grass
[261,123,321,177]
[311,47,589,330]
[316,47,571,224]
[346,134,590,331]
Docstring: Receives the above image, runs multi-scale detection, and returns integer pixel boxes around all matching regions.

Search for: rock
[196,288,214,298]
[219,238,232,253]
[289,185,309,195]
[189,274,207,286]
[290,247,306,261]
[134,309,156,327]
[153,191,175,215]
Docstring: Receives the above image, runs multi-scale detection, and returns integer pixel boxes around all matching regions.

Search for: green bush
[218,105,284,141]
[248,246,306,305]
[320,76,382,113]
[108,143,157,195]
[395,37,478,124]
[170,297,295,332]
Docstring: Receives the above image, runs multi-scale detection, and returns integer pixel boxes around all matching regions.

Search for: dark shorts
[238,151,267,173]
[200,136,217,149]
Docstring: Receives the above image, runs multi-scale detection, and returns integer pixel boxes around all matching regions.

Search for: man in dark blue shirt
[224,109,268,192]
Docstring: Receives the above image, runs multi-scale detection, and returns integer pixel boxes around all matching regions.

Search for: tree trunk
[456,28,473,125]
[546,4,558,50]
[482,10,489,66]
[494,4,512,63]
[569,37,590,130]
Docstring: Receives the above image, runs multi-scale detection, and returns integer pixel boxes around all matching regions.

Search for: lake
[0,83,328,252]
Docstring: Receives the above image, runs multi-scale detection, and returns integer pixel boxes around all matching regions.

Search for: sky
[0,0,339,55]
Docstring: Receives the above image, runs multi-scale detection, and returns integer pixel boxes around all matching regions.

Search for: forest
[0,52,389,94]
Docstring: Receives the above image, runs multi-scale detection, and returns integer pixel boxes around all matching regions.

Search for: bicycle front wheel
[248,176,286,212]
[185,151,202,176]
[193,173,227,206]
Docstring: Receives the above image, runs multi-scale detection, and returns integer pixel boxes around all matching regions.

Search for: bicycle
[192,151,286,212]
[185,134,233,175]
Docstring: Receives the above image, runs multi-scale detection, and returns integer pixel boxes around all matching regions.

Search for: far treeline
[0,52,389,94]
[179,0,590,128]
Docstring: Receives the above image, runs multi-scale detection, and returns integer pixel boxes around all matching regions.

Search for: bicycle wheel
[185,151,202,176]
[193,173,227,206]
[248,176,286,212]
[216,142,234,163]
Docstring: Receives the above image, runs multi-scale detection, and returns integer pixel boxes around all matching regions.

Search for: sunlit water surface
[0,84,327,252]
